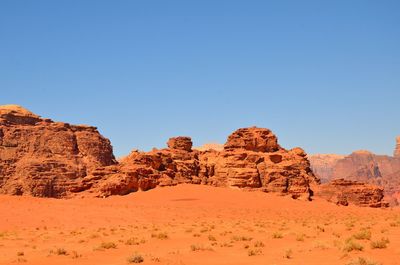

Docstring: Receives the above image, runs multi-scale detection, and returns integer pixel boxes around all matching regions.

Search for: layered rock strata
[315,179,389,207]
[0,105,116,197]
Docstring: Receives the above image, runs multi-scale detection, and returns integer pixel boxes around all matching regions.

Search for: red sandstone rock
[1,105,388,207]
[102,127,318,200]
[309,147,400,205]
[224,127,281,152]
[0,105,116,197]
[167,136,193,152]
[315,179,389,207]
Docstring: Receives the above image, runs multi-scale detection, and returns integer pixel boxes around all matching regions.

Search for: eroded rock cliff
[0,105,116,197]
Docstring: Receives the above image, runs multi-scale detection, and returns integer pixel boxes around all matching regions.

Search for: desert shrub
[151,232,168,240]
[232,235,252,241]
[127,253,144,263]
[99,242,117,249]
[370,237,389,249]
[284,248,293,259]
[272,232,283,239]
[54,248,68,255]
[353,229,372,240]
[254,241,264,247]
[343,238,364,252]
[248,248,262,256]
[296,233,305,241]
[208,235,217,241]
[190,244,213,251]
[346,257,380,265]
[125,237,140,245]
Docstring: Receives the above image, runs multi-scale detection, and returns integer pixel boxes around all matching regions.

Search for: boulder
[167,136,193,151]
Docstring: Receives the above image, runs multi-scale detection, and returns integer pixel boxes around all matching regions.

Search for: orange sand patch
[0,184,399,265]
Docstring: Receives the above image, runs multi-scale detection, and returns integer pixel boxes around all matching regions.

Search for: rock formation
[315,179,389,207]
[0,105,390,207]
[92,127,319,200]
[309,145,400,205]
[0,105,116,197]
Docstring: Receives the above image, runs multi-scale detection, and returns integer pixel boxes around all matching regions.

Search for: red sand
[0,184,399,265]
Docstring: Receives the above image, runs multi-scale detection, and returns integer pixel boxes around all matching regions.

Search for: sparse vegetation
[96,242,117,250]
[272,232,283,239]
[208,235,217,241]
[190,244,213,251]
[254,241,264,247]
[125,237,146,245]
[353,229,372,240]
[370,237,389,249]
[232,235,252,241]
[247,248,262,256]
[50,248,68,256]
[346,257,380,265]
[284,248,293,259]
[343,238,364,252]
[71,250,82,259]
[151,232,169,239]
[296,233,305,241]
[127,253,144,263]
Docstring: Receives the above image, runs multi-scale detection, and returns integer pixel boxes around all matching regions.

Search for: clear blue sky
[1,1,399,157]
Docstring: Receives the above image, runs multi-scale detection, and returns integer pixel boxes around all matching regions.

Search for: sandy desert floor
[0,184,399,265]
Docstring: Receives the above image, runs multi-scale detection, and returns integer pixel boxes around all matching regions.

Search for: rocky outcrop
[395,136,400,157]
[315,179,389,207]
[0,105,116,197]
[309,147,400,205]
[0,105,389,207]
[1,106,318,199]
[224,127,280,152]
[93,127,319,200]
[167,136,193,152]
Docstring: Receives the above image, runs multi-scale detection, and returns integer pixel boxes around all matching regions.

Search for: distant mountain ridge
[309,140,400,204]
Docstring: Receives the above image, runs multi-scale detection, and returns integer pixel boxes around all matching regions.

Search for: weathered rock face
[309,147,400,205]
[0,105,116,197]
[199,129,317,200]
[96,127,319,200]
[224,127,281,152]
[315,179,389,207]
[394,136,400,157]
[167,136,193,152]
